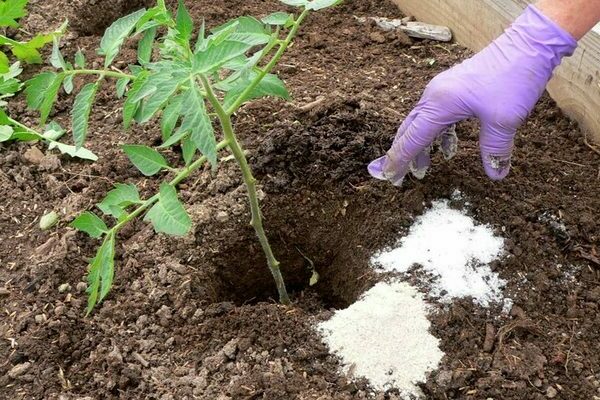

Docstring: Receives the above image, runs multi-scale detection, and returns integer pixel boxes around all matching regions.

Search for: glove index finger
[396,109,419,138]
[391,110,449,163]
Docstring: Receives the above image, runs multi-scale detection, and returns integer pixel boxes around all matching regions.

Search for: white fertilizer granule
[317,281,444,396]
[372,200,505,306]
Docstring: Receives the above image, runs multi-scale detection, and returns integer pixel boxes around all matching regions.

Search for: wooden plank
[355,17,452,41]
[391,0,600,143]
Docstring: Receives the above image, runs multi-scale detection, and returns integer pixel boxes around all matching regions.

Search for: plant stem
[6,116,40,135]
[200,75,291,305]
[64,69,135,80]
[0,34,22,47]
[225,8,310,115]
[111,139,230,232]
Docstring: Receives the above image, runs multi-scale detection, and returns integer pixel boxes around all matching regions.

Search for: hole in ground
[191,186,405,309]
[185,102,423,309]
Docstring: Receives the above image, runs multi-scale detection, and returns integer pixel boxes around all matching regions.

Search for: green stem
[6,116,39,135]
[111,139,230,232]
[64,69,135,80]
[200,74,291,305]
[225,8,310,115]
[0,34,21,47]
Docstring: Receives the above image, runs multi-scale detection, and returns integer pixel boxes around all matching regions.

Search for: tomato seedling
[23,0,343,314]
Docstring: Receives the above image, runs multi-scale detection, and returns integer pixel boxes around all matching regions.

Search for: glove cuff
[508,5,578,68]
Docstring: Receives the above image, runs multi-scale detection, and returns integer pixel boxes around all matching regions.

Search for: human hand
[368,5,577,186]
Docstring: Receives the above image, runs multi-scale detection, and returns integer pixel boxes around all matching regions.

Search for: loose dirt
[1,0,599,399]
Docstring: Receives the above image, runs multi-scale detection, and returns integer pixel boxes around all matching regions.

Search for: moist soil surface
[1,0,599,399]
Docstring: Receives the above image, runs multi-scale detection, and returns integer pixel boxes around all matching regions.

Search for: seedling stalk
[201,75,290,304]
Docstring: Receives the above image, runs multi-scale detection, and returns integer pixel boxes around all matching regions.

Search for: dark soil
[1,0,599,399]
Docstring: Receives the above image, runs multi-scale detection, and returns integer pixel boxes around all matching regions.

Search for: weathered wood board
[391,0,600,143]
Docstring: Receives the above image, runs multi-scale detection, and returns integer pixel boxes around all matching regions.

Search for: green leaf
[132,68,184,124]
[99,8,146,67]
[0,125,13,141]
[204,21,239,51]
[25,72,63,125]
[25,72,55,108]
[211,16,270,46]
[224,73,290,110]
[97,183,141,218]
[144,183,191,236]
[0,0,28,28]
[128,64,144,75]
[10,41,42,64]
[2,62,23,80]
[0,108,9,124]
[135,5,172,34]
[116,77,129,98]
[175,0,193,41]
[26,31,55,50]
[71,211,108,238]
[279,0,307,6]
[137,26,156,65]
[40,210,60,230]
[63,75,73,94]
[215,51,261,91]
[181,136,195,165]
[122,144,169,176]
[128,80,156,103]
[48,141,98,161]
[42,121,65,141]
[177,83,217,165]
[194,18,206,52]
[45,75,64,116]
[0,77,21,95]
[306,0,343,10]
[75,49,86,68]
[159,126,187,149]
[161,93,183,141]
[122,71,149,128]
[86,233,116,315]
[212,16,264,35]
[192,40,253,74]
[261,12,294,27]
[50,38,68,70]
[72,82,98,148]
[10,131,41,141]
[0,51,9,73]
[160,27,189,60]
[229,32,271,47]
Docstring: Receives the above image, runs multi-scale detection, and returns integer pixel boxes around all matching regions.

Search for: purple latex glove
[369,5,577,185]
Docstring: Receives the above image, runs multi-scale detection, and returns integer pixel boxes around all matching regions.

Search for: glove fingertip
[368,156,387,180]
[482,154,512,181]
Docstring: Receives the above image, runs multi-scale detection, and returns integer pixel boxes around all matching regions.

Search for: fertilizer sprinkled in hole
[317,281,444,396]
[372,198,506,306]
[317,195,510,396]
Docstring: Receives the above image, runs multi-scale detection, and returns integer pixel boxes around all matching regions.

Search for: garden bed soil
[1,0,599,399]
